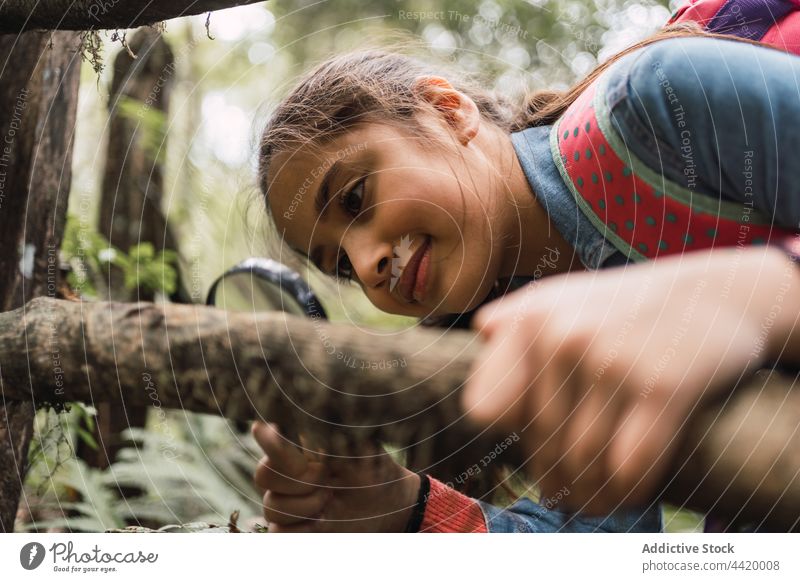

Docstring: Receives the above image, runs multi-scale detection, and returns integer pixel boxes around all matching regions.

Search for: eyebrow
[314,160,342,219]
[308,160,344,272]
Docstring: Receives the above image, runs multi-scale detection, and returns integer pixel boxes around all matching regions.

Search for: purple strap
[707,0,796,40]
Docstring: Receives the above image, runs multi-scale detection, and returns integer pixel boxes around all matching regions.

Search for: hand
[252,422,420,532]
[462,246,799,514]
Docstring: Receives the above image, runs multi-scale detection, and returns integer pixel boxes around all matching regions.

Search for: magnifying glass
[206,257,328,320]
[206,258,327,441]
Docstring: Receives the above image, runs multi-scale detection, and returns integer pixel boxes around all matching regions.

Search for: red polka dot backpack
[553,0,800,261]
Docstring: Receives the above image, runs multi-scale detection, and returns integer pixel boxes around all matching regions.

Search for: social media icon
[20,542,46,570]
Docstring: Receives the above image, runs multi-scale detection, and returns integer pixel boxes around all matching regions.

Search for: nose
[343,236,392,290]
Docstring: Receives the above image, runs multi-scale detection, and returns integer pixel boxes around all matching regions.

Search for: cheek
[379,164,467,223]
[444,237,501,308]
[364,289,426,318]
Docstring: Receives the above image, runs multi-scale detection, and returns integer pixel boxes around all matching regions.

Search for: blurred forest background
[20,0,703,533]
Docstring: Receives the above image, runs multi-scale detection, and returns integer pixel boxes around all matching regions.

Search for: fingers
[529,359,585,495]
[254,455,325,495]
[471,294,507,330]
[462,333,534,430]
[471,284,543,333]
[607,402,677,507]
[263,488,330,526]
[529,353,573,492]
[325,445,387,481]
[557,384,624,513]
[252,421,308,476]
[253,422,325,497]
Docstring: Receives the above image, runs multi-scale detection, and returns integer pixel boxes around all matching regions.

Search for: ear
[412,76,480,145]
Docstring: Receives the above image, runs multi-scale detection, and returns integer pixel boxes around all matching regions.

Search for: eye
[340,177,366,216]
[334,252,353,282]
[330,177,366,283]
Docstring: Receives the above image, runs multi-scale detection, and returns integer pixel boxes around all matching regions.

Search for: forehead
[266,123,396,252]
[268,141,358,250]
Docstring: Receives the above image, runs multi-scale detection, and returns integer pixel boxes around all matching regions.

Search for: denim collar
[511,125,618,270]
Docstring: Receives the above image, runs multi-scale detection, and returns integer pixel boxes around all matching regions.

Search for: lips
[397,236,431,303]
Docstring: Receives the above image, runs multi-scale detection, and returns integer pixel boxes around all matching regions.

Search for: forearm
[690,244,800,372]
[764,242,800,369]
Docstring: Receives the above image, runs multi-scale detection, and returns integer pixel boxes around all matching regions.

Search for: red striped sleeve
[419,476,488,533]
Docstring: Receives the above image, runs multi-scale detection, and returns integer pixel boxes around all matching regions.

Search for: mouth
[397,236,432,304]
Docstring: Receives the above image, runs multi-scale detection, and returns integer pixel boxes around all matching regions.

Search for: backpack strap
[551,71,796,262]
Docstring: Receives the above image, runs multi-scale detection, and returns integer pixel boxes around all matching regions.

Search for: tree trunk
[81,27,182,471]
[0,30,81,531]
[100,27,180,296]
[1,297,799,530]
[0,1,266,33]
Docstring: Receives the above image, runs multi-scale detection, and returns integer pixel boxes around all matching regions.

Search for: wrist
[403,473,430,532]
[390,468,421,532]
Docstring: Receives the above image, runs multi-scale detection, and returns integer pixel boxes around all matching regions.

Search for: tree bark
[0,30,81,531]
[0,1,266,33]
[0,299,477,449]
[1,297,799,530]
[82,27,182,472]
[100,26,179,290]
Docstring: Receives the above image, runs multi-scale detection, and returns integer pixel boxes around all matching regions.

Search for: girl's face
[267,82,531,318]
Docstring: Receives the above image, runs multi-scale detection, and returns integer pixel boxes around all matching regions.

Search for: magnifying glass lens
[213,271,308,316]
[206,258,327,320]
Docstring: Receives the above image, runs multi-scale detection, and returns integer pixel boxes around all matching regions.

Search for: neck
[496,129,586,281]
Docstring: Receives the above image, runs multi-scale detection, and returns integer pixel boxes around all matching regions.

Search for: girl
[251,5,800,532]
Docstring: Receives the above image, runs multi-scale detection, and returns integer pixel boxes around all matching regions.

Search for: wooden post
[0,30,81,531]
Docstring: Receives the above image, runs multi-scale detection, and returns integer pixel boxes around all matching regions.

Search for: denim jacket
[478,34,800,533]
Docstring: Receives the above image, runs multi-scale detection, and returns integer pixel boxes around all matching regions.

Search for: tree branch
[0,1,266,33]
[0,297,480,457]
[1,298,798,530]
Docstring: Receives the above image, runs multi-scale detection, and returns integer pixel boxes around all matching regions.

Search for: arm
[768,237,800,369]
[462,244,800,514]
[251,421,664,533]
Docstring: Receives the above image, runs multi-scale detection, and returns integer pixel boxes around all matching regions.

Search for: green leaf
[76,428,99,451]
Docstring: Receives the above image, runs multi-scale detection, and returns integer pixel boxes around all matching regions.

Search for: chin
[459,295,489,314]
[433,288,492,317]
[460,278,499,312]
